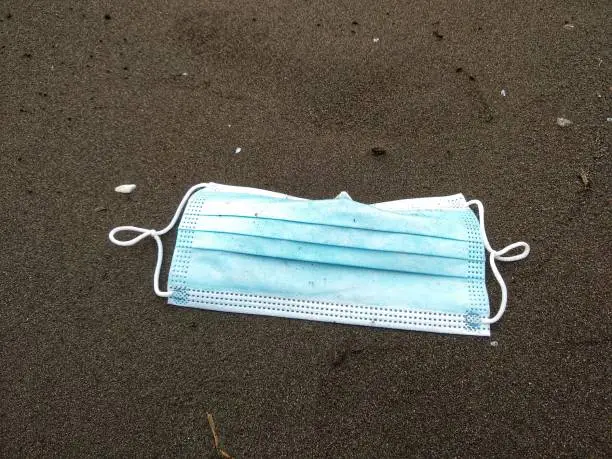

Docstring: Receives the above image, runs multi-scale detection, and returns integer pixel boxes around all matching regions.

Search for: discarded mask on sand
[109,183,530,336]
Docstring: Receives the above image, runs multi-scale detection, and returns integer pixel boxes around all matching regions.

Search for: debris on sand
[556,117,572,127]
[371,147,386,156]
[578,169,591,189]
[563,23,575,30]
[114,184,136,194]
[94,206,107,212]
[234,147,242,154]
[490,341,499,347]
[207,413,233,458]
[372,37,379,43]
[501,89,507,97]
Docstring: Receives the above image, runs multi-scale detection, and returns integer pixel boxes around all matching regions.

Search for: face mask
[109,183,529,336]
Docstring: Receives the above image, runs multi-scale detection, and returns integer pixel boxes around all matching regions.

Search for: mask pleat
[185,195,476,242]
[184,215,476,260]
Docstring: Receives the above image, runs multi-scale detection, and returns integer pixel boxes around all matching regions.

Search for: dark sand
[1,1,610,457]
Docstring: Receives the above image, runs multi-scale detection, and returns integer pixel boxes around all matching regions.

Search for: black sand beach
[1,1,610,457]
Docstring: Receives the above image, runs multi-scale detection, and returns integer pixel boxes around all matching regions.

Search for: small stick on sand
[207,413,220,448]
[207,412,233,458]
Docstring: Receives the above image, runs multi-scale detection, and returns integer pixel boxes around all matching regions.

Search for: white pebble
[373,37,380,43]
[181,72,188,76]
[501,89,507,97]
[556,117,572,127]
[115,184,137,194]
[490,341,498,347]
[606,117,612,122]
[234,147,242,154]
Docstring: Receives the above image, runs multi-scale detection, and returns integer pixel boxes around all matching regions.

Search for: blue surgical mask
[109,183,529,336]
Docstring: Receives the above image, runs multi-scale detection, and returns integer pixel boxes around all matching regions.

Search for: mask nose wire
[466,200,530,324]
[108,183,209,297]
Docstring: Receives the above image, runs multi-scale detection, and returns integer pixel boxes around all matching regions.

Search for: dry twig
[207,412,233,459]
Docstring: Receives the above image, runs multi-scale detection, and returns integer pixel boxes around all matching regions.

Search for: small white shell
[500,89,507,97]
[556,117,572,127]
[373,37,380,43]
[234,147,242,154]
[115,184,137,194]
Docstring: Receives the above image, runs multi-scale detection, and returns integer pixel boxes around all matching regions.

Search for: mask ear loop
[109,183,209,297]
[466,200,530,324]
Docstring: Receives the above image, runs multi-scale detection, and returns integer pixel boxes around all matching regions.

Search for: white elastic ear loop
[108,183,209,297]
[466,200,530,324]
